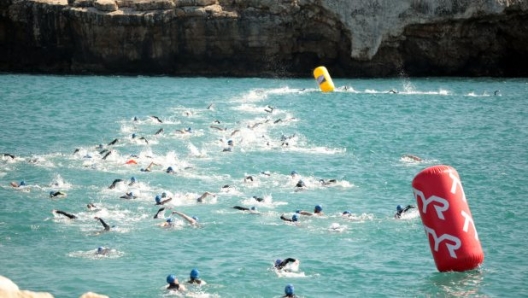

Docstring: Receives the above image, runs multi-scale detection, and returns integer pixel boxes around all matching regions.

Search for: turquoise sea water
[0,74,527,298]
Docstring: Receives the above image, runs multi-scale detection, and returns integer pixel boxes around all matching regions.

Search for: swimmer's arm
[53,210,77,219]
[161,198,172,205]
[280,214,293,222]
[154,208,165,219]
[172,211,195,224]
[95,217,110,230]
[233,206,249,211]
[298,211,312,216]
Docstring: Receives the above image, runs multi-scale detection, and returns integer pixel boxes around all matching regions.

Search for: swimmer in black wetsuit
[166,274,186,291]
[233,206,257,212]
[108,138,118,146]
[395,204,415,219]
[96,246,110,255]
[49,191,67,198]
[2,153,15,159]
[150,115,163,123]
[196,191,213,203]
[275,258,298,270]
[280,214,299,223]
[94,217,111,231]
[108,179,124,189]
[252,196,264,202]
[295,180,306,188]
[187,269,204,285]
[244,176,254,182]
[102,150,112,160]
[154,128,164,135]
[52,209,77,219]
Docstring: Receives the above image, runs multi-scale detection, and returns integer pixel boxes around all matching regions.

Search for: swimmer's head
[292,214,299,222]
[166,218,172,223]
[187,127,192,132]
[155,195,161,204]
[315,205,323,212]
[19,180,26,186]
[166,167,173,173]
[190,268,199,279]
[397,205,403,211]
[129,192,134,197]
[250,206,256,211]
[130,177,136,182]
[343,210,351,215]
[97,247,104,253]
[131,133,136,138]
[166,274,176,284]
[291,171,297,176]
[227,140,233,146]
[275,259,282,267]
[295,210,301,214]
[285,284,294,295]
[49,191,54,196]
[192,216,199,222]
[161,192,167,198]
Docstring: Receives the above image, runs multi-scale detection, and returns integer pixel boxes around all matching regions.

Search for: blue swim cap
[131,133,136,138]
[187,127,192,132]
[49,191,54,196]
[166,218,172,223]
[275,259,282,267]
[285,284,294,295]
[192,216,199,222]
[19,180,26,186]
[97,247,104,253]
[291,171,297,175]
[129,192,134,197]
[397,205,403,211]
[130,177,136,182]
[190,268,199,279]
[292,214,299,222]
[161,192,167,198]
[166,274,176,284]
[227,140,233,145]
[167,166,173,172]
[315,205,323,212]
[250,206,256,211]
[343,210,351,215]
[155,195,161,203]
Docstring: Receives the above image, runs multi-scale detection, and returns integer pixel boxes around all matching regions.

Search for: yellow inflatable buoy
[313,66,335,92]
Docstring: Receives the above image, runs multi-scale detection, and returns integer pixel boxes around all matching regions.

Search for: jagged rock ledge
[1,0,527,77]
[0,275,108,298]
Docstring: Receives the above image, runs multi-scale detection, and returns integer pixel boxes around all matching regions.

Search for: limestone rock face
[0,276,54,298]
[0,0,527,77]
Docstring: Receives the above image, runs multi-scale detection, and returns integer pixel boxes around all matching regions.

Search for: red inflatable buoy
[125,159,137,165]
[412,165,484,272]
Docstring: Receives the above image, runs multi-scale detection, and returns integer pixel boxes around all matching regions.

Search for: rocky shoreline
[1,0,527,77]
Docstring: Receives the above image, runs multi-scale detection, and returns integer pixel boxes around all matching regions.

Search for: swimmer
[166,166,176,174]
[388,89,399,94]
[120,192,137,200]
[233,206,257,213]
[94,217,111,231]
[87,203,99,211]
[166,274,186,292]
[155,195,172,205]
[175,127,192,134]
[128,176,137,186]
[260,171,271,176]
[2,153,15,159]
[283,284,296,298]
[154,128,164,135]
[244,176,254,182]
[319,179,337,186]
[280,213,299,223]
[207,103,214,110]
[264,105,274,113]
[102,150,112,160]
[52,209,77,219]
[290,170,298,178]
[10,180,26,188]
[108,138,119,146]
[402,154,422,162]
[140,161,156,172]
[171,211,199,226]
[342,210,352,217]
[395,204,415,219]
[96,246,110,255]
[222,139,234,152]
[210,125,226,131]
[161,217,174,228]
[187,268,204,285]
[295,180,306,188]
[494,90,501,96]
[196,191,214,203]
[150,115,163,123]
[153,207,167,219]
[108,179,124,189]
[230,129,240,137]
[49,191,67,198]
[252,196,264,202]
[274,258,298,270]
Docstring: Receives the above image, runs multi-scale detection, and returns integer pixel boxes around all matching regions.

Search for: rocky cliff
[1,0,527,77]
